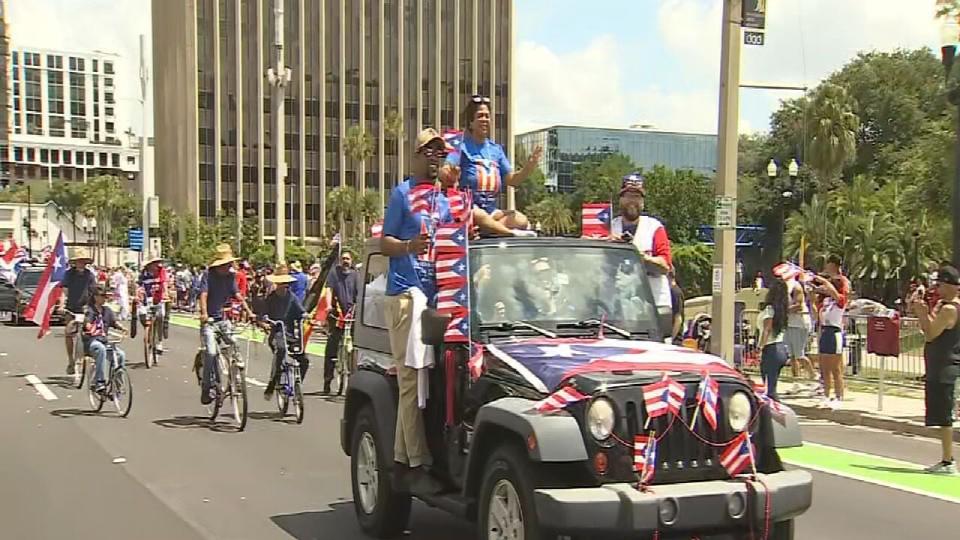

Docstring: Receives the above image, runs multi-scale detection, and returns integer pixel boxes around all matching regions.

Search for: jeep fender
[771,404,803,448]
[341,370,398,459]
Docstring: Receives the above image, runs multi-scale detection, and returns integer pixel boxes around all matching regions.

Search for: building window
[127,155,135,164]
[50,116,65,137]
[86,152,94,165]
[26,113,42,135]
[69,57,77,71]
[104,61,114,75]
[51,150,60,164]
[76,151,84,165]
[105,107,114,116]
[111,153,119,167]
[105,77,113,87]
[26,148,35,162]
[94,104,99,116]
[40,149,48,163]
[99,152,107,167]
[13,147,22,162]
[12,51,17,65]
[105,122,114,133]
[105,92,114,104]
[63,151,71,165]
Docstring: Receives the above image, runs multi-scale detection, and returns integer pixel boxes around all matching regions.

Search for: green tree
[515,148,548,211]
[284,240,315,267]
[570,153,636,208]
[672,243,713,298]
[643,166,713,244]
[384,109,405,180]
[527,194,575,236]
[327,186,361,239]
[805,83,860,185]
[344,124,375,189]
[48,182,85,240]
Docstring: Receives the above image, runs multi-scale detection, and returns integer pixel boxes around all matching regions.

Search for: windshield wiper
[478,320,557,338]
[557,319,633,339]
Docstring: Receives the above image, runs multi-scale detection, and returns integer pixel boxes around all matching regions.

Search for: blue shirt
[445,135,513,214]
[262,289,305,339]
[383,178,451,303]
[200,269,239,321]
[289,270,308,302]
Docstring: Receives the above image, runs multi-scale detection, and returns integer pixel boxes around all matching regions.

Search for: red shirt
[236,269,249,298]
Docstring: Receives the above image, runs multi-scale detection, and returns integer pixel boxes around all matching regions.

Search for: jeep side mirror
[421,308,451,347]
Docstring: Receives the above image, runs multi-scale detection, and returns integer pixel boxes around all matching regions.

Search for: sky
[6,0,945,138]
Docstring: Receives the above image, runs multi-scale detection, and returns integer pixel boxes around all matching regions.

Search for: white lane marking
[246,377,267,388]
[784,460,960,506]
[25,375,58,401]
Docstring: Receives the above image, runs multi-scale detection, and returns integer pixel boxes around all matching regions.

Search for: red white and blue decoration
[434,220,470,343]
[22,233,68,338]
[0,237,27,283]
[581,203,612,239]
[435,251,468,286]
[534,385,588,414]
[370,220,383,238]
[642,373,686,423]
[633,433,658,485]
[720,432,756,477]
[442,129,463,157]
[754,381,788,420]
[692,371,720,430]
[486,338,738,394]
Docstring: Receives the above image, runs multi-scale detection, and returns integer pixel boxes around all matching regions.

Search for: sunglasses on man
[418,147,448,159]
[470,94,491,104]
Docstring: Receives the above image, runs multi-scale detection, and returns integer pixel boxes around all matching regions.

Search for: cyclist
[256,266,308,401]
[136,256,168,354]
[84,286,127,393]
[59,247,98,375]
[322,250,358,394]
[198,244,255,405]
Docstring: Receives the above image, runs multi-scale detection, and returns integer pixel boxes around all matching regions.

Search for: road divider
[25,374,58,401]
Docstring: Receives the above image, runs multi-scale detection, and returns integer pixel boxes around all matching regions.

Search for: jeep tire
[350,405,411,538]
[477,444,544,540]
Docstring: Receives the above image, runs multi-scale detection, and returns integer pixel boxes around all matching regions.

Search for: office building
[3,46,140,185]
[0,0,9,182]
[516,125,718,193]
[153,0,513,242]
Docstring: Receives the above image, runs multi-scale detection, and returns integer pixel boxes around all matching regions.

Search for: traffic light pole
[710,0,742,364]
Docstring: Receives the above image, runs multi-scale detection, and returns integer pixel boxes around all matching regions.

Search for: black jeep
[341,237,812,539]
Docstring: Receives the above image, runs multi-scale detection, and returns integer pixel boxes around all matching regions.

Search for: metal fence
[834,315,924,385]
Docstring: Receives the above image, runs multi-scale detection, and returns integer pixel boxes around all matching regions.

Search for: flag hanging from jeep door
[581,203,612,239]
[434,220,470,343]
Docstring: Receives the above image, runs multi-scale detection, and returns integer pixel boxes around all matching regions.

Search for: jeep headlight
[587,398,615,441]
[728,391,752,432]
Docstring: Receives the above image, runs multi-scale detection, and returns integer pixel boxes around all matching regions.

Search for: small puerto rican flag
[444,313,470,343]
[755,381,787,420]
[534,385,588,414]
[695,371,720,430]
[581,203,612,239]
[633,434,658,484]
[468,342,485,381]
[370,221,383,238]
[435,252,468,286]
[436,281,469,315]
[719,432,755,477]
[642,373,686,420]
[435,221,468,253]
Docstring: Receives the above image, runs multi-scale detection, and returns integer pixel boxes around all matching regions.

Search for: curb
[786,401,960,443]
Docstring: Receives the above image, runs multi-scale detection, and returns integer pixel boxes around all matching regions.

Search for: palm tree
[528,195,575,236]
[344,124,375,192]
[327,186,360,240]
[359,191,383,234]
[384,109,405,188]
[805,83,859,185]
[784,195,833,266]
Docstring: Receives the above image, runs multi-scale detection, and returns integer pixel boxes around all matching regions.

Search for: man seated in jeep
[380,128,450,494]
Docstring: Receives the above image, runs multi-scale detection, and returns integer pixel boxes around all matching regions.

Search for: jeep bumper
[534,470,812,535]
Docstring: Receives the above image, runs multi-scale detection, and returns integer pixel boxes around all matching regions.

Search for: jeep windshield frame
[469,238,662,340]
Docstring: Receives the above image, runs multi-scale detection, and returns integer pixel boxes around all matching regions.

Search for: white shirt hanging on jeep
[404,287,433,409]
[610,215,673,308]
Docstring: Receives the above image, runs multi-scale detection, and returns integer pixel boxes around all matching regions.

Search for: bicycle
[85,332,133,417]
[202,319,249,431]
[66,310,88,389]
[264,317,305,424]
[138,300,163,369]
[335,312,354,396]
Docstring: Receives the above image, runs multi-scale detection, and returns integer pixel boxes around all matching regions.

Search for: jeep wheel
[478,445,543,540]
[350,405,411,538]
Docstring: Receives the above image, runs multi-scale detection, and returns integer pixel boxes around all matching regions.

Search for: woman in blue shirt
[442,95,543,232]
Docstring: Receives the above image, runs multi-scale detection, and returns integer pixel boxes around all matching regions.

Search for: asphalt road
[1,320,958,539]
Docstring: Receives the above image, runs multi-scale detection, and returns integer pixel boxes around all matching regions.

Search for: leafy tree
[327,186,361,240]
[384,109,405,179]
[515,148,549,211]
[284,240,315,267]
[359,190,383,227]
[805,83,860,186]
[643,166,713,244]
[673,243,713,298]
[570,153,636,208]
[344,124,375,190]
[526,194,575,236]
[48,182,85,240]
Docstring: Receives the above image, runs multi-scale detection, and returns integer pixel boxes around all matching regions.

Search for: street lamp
[939,10,960,265]
[788,158,799,180]
[767,158,778,179]
[82,216,97,263]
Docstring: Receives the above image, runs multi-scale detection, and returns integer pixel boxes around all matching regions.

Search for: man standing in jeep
[380,128,450,494]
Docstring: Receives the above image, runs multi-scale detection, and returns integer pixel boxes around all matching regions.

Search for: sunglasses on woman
[470,94,491,104]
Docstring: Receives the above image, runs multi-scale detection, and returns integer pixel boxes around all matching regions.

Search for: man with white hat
[257,265,308,400]
[136,254,168,354]
[198,244,255,404]
[59,247,98,374]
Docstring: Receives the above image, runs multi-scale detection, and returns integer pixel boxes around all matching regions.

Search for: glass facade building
[516,125,718,193]
[153,0,514,242]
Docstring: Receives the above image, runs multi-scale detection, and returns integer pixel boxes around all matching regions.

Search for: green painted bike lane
[781,442,960,504]
[167,314,327,357]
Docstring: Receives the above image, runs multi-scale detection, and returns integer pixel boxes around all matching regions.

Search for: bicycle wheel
[228,361,248,431]
[86,362,103,411]
[293,368,304,425]
[206,354,226,421]
[111,368,133,417]
[151,321,161,367]
[276,368,289,416]
[143,321,153,369]
[72,332,85,389]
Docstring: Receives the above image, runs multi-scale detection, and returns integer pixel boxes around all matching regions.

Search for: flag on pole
[434,220,470,342]
[642,373,686,420]
[534,385,588,413]
[633,434,658,484]
[693,371,720,430]
[442,129,463,156]
[22,233,68,338]
[719,432,755,477]
[581,203,612,239]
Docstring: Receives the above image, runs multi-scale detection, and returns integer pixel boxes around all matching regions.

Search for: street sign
[741,0,766,29]
[712,265,723,294]
[715,196,736,229]
[128,228,144,252]
[744,30,765,46]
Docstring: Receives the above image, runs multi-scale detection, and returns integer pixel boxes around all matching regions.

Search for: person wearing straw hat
[59,246,98,375]
[198,244,255,405]
[257,265,308,400]
[84,285,128,393]
[136,254,169,354]
[288,260,309,303]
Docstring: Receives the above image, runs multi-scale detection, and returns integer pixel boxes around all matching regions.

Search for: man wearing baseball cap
[610,172,673,311]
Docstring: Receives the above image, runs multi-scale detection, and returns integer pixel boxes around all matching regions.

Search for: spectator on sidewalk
[758,279,790,400]
[911,264,960,475]
[814,255,851,410]
[786,273,816,382]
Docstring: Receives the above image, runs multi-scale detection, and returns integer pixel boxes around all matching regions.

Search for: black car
[0,267,64,325]
[341,237,812,539]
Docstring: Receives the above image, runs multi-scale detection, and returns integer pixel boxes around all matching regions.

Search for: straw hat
[209,243,239,267]
[267,265,296,284]
[143,254,164,267]
[290,261,303,272]
[70,246,93,263]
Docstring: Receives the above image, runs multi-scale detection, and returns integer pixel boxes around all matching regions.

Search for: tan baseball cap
[413,128,444,153]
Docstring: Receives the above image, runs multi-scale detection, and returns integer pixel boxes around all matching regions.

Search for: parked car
[341,236,812,540]
[0,267,63,325]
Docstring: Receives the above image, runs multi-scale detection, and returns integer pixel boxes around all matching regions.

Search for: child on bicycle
[136,256,168,354]
[256,266,308,401]
[84,286,127,393]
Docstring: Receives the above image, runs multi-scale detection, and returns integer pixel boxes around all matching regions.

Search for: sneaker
[511,229,537,238]
[828,398,842,411]
[91,382,106,394]
[156,343,164,354]
[924,461,958,475]
[66,362,76,376]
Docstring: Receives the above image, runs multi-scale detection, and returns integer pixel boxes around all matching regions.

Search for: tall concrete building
[153,0,513,242]
[0,0,10,184]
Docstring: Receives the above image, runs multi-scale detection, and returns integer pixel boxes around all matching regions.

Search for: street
[1,321,958,540]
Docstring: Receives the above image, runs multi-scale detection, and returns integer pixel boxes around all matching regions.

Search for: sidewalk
[778,379,960,443]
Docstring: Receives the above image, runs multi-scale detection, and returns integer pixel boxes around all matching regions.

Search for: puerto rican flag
[534,385,588,414]
[436,281,469,315]
[436,252,468,285]
[443,129,463,156]
[445,314,469,343]
[468,342,485,381]
[447,189,472,223]
[581,203,612,239]
[487,338,740,393]
[22,233,68,338]
[642,373,686,419]
[370,221,383,238]
[720,432,755,477]
[755,381,787,420]
[634,434,658,484]
[409,181,439,216]
[435,221,468,253]
[0,238,27,282]
[695,371,720,430]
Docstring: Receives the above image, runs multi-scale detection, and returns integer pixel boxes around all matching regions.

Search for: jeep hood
[486,337,741,393]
